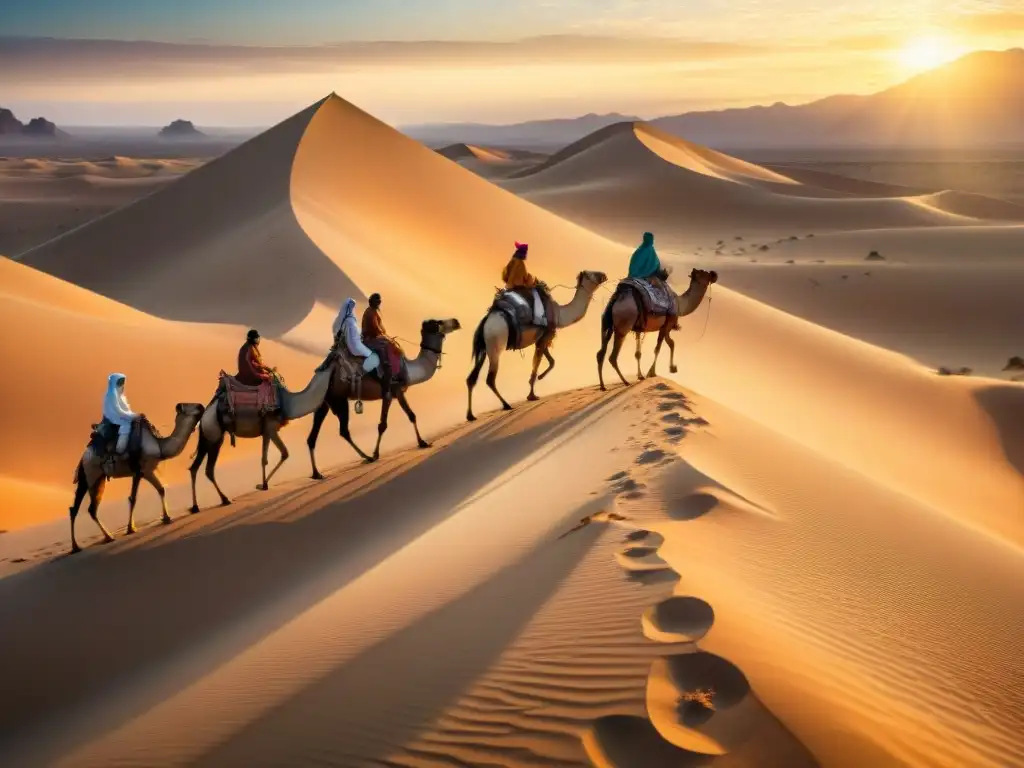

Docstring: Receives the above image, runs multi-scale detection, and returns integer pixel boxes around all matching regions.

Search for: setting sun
[897,35,963,73]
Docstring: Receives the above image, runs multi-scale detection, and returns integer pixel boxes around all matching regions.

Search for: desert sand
[0,155,205,255]
[1,94,1023,767]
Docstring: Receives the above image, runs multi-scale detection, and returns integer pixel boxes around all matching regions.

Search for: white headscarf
[102,372,137,427]
[332,298,357,338]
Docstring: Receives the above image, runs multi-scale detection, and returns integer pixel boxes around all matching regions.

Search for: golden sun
[897,35,963,73]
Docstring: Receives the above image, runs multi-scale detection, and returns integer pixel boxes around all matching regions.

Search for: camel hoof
[417,439,431,449]
[670,365,679,373]
[71,544,82,554]
[257,483,269,492]
[312,471,325,481]
[102,536,115,544]
[502,404,514,411]
[190,504,201,514]
[527,393,539,402]
[161,515,172,525]
[125,526,137,536]
[467,413,477,422]
[219,497,231,507]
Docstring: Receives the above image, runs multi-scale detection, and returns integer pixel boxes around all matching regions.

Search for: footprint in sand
[584,715,714,768]
[637,449,667,465]
[642,596,715,644]
[647,652,753,756]
[615,544,672,573]
[667,492,720,521]
[623,529,658,543]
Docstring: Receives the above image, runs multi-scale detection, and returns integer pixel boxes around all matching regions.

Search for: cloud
[957,11,1024,35]
[0,34,776,83]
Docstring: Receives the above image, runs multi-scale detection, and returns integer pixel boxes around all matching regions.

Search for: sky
[1,0,1021,127]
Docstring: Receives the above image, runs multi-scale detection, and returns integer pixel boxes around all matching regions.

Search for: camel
[597,268,718,390]
[189,366,334,511]
[307,317,462,478]
[466,270,608,421]
[69,402,205,553]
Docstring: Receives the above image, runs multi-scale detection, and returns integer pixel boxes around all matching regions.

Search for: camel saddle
[88,416,157,474]
[490,286,557,350]
[326,338,406,392]
[217,371,280,418]
[365,337,409,384]
[617,276,678,331]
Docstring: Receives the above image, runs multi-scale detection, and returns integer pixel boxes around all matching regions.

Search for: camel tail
[600,293,615,344]
[471,315,487,364]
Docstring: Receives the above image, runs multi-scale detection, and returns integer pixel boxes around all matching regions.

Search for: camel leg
[142,466,172,524]
[608,331,631,387]
[666,333,678,374]
[263,427,289,487]
[259,433,270,490]
[190,432,229,512]
[87,476,115,544]
[485,342,513,412]
[70,460,89,553]
[369,394,393,463]
[648,325,669,379]
[396,390,430,449]
[466,353,485,423]
[538,348,555,381]
[125,472,142,534]
[307,400,330,480]
[335,396,372,463]
[597,326,612,392]
[527,345,545,401]
[635,332,645,381]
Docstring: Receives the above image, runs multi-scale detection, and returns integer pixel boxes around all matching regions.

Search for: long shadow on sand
[972,383,1024,484]
[0,389,622,762]
[193,501,606,766]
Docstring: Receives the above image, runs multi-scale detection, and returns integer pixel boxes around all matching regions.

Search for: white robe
[102,372,137,435]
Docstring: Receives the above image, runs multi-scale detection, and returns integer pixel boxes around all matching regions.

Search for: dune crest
[502,120,1024,247]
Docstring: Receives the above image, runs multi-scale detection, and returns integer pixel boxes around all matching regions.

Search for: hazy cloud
[0,35,774,83]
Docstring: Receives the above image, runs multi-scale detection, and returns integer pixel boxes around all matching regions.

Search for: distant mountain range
[403,48,1024,150]
[0,107,65,139]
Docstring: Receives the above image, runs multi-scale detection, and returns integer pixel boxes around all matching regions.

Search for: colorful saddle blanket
[218,371,279,416]
[619,277,677,316]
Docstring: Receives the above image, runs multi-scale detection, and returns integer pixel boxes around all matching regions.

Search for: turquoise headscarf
[627,232,661,279]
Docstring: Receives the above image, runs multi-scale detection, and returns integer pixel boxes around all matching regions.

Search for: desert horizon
[1,8,1023,766]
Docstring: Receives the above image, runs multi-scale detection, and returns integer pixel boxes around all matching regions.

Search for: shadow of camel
[0,390,621,763]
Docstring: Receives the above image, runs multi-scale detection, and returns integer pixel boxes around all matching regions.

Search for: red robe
[236,342,273,386]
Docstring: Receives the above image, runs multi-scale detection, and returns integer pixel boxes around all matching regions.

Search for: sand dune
[675,225,1024,377]
[502,122,1024,249]
[0,156,203,255]
[2,91,1023,767]
[436,142,549,179]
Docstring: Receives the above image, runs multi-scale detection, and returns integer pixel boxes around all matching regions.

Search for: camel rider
[362,293,403,381]
[502,241,548,327]
[334,298,381,374]
[102,373,140,456]
[628,232,669,283]
[237,329,276,386]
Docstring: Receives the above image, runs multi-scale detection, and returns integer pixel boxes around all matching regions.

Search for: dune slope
[503,122,1024,247]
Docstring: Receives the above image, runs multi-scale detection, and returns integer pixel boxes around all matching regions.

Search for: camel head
[420,318,462,352]
[421,318,461,336]
[576,270,609,292]
[689,268,719,285]
[175,403,206,420]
